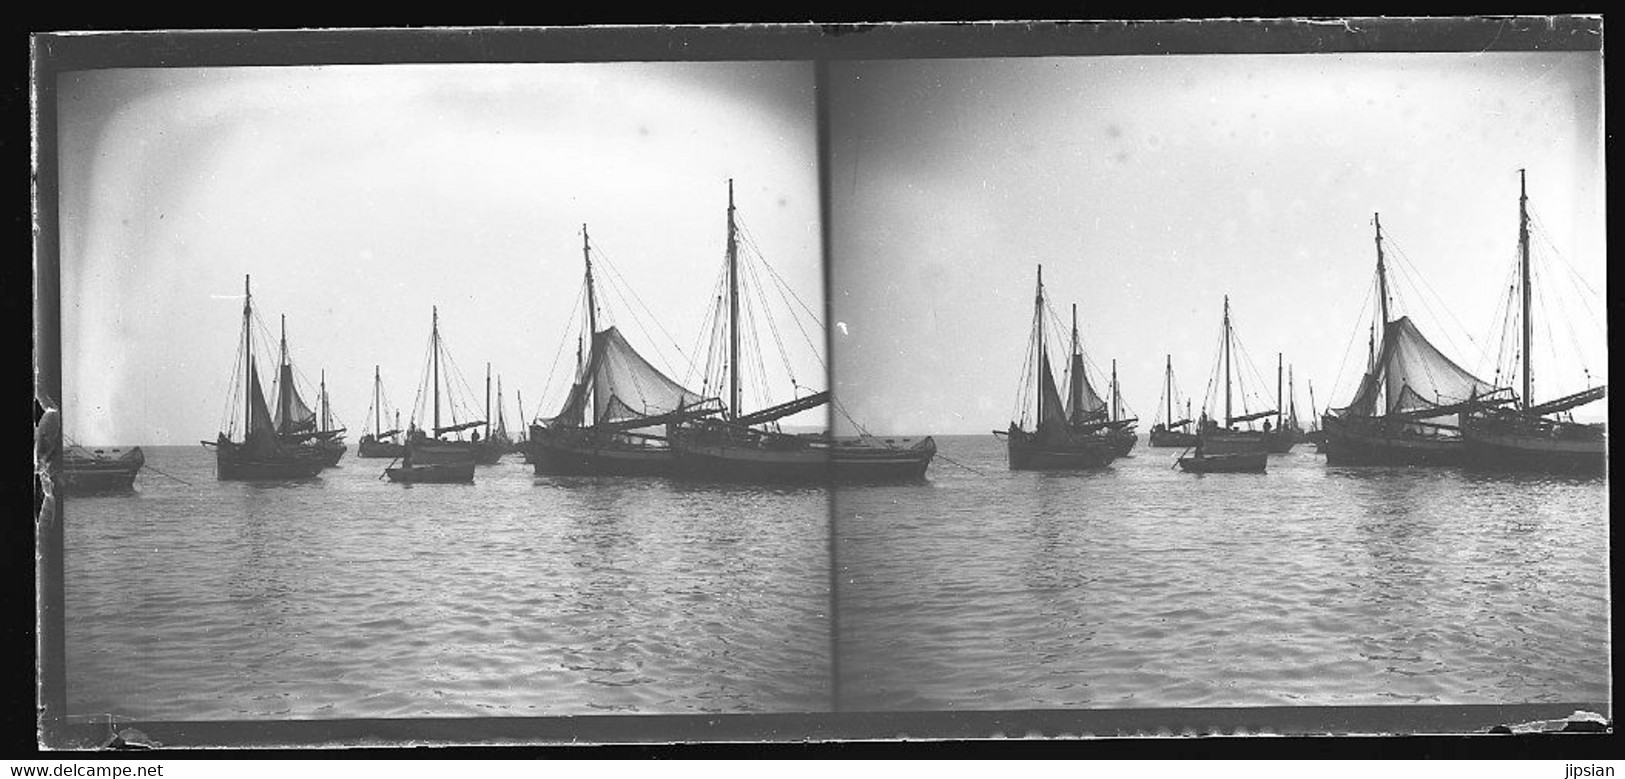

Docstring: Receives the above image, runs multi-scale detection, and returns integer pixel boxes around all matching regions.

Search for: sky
[826,52,1606,436]
[57,62,823,445]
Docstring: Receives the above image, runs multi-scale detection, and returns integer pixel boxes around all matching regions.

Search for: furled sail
[1334,317,1502,418]
[547,326,712,428]
[273,363,318,435]
[1066,353,1108,423]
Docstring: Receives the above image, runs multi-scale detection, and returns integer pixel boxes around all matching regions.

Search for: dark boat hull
[1321,415,1463,466]
[385,462,475,483]
[357,437,405,458]
[1107,429,1137,457]
[1005,427,1116,470]
[407,438,480,465]
[830,436,936,481]
[1149,428,1199,448]
[212,441,325,481]
[531,431,674,476]
[1264,431,1297,454]
[62,448,145,493]
[670,439,831,482]
[311,440,346,467]
[1461,417,1606,475]
[1178,451,1267,473]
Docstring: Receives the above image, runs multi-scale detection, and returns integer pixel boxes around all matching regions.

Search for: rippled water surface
[64,447,831,720]
[835,436,1610,711]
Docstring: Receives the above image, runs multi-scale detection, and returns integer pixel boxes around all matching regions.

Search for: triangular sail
[1066,353,1108,423]
[243,359,287,456]
[1336,316,1502,418]
[273,363,317,434]
[1038,353,1070,440]
[546,326,712,429]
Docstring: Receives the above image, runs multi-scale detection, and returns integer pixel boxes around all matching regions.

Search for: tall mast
[321,369,329,431]
[1519,169,1532,409]
[1165,355,1173,426]
[243,275,252,437]
[518,390,526,428]
[1111,359,1119,422]
[1368,325,1376,374]
[432,306,440,436]
[1223,295,1232,427]
[1069,303,1079,420]
[278,314,289,433]
[497,375,505,432]
[1374,213,1391,328]
[583,224,599,425]
[374,365,381,436]
[1276,352,1283,430]
[1035,265,1045,425]
[1288,364,1296,424]
[485,362,492,439]
[1308,379,1318,421]
[726,180,740,421]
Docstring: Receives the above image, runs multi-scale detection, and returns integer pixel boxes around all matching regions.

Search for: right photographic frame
[824,23,1608,736]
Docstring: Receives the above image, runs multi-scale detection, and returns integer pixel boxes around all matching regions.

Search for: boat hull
[829,436,936,481]
[670,438,831,482]
[531,428,674,477]
[1005,427,1116,470]
[1107,429,1137,457]
[1320,415,1464,466]
[1178,451,1267,473]
[357,437,405,458]
[1461,417,1606,475]
[62,447,145,493]
[1148,428,1199,448]
[212,440,325,481]
[407,438,481,465]
[385,462,475,483]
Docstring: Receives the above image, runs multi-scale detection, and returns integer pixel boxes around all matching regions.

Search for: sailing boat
[1104,359,1138,457]
[474,365,513,465]
[1149,355,1199,447]
[511,389,530,455]
[1321,213,1515,466]
[1461,171,1606,474]
[1262,354,1299,454]
[62,441,145,493]
[531,224,723,476]
[1178,296,1271,473]
[400,306,486,467]
[358,366,405,458]
[269,316,347,467]
[668,180,937,482]
[997,266,1118,470]
[201,276,326,480]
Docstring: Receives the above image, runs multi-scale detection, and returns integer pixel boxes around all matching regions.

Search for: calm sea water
[63,446,831,720]
[835,435,1610,711]
[63,437,1609,721]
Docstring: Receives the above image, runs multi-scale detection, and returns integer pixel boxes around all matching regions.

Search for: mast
[1223,295,1232,427]
[321,369,329,431]
[243,275,252,438]
[583,224,599,426]
[374,366,381,437]
[278,314,289,433]
[432,306,440,436]
[485,362,492,440]
[1276,352,1283,430]
[1374,213,1391,328]
[1035,265,1045,425]
[1111,359,1119,422]
[1288,365,1297,425]
[1165,355,1173,427]
[1309,379,1318,422]
[726,180,740,421]
[518,390,526,428]
[1519,168,1532,409]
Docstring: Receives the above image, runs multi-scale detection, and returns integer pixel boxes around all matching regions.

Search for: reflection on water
[64,447,831,720]
[837,436,1608,711]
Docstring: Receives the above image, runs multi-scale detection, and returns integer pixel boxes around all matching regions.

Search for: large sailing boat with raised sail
[997,267,1118,470]
[1321,214,1515,466]
[1177,296,1272,473]
[530,224,723,476]
[202,276,326,480]
[1461,171,1606,474]
[669,180,936,482]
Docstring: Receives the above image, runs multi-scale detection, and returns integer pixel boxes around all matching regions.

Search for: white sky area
[827,52,1605,436]
[58,62,823,444]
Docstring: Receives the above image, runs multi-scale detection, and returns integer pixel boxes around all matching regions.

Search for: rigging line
[736,223,825,329]
[1532,260,1587,394]
[1384,234,1479,350]
[740,247,804,388]
[1528,215,1607,342]
[759,256,828,375]
[1529,211,1604,300]
[592,250,693,379]
[1328,275,1376,407]
[539,283,586,417]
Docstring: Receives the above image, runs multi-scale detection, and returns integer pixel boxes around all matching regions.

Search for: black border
[28,19,1612,758]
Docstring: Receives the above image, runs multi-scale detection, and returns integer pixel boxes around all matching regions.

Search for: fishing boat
[357,366,406,458]
[268,316,347,467]
[384,455,475,484]
[1103,359,1138,457]
[1149,355,1199,447]
[530,224,723,476]
[201,276,326,480]
[996,267,1118,470]
[1321,214,1515,466]
[511,390,530,455]
[62,444,145,493]
[401,307,485,467]
[1461,171,1606,475]
[474,364,512,465]
[1262,354,1300,454]
[1177,296,1274,473]
[669,181,936,482]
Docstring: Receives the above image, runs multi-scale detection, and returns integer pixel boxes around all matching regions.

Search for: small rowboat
[1177,451,1267,473]
[384,461,475,484]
